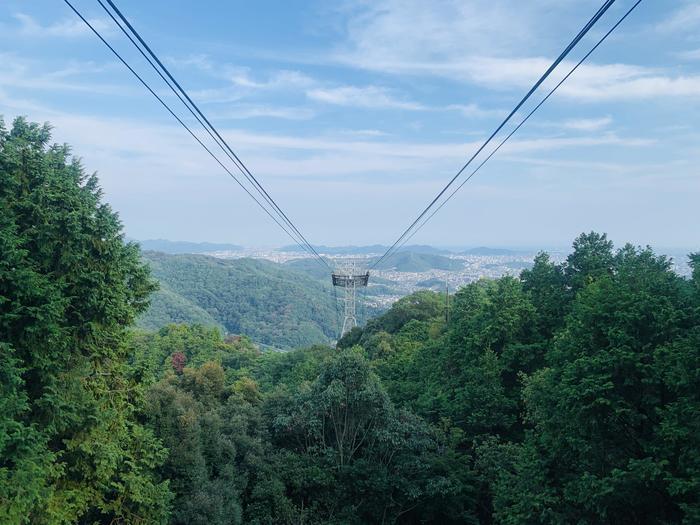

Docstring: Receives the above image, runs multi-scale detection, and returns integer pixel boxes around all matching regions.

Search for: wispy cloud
[306,85,425,110]
[446,103,506,119]
[335,0,539,69]
[1,86,651,182]
[676,48,700,61]
[657,2,700,34]
[559,65,700,101]
[13,12,112,38]
[0,53,131,96]
[562,116,612,131]
[175,57,430,112]
[188,67,315,103]
[212,105,315,120]
[166,54,215,71]
[227,68,314,90]
[329,0,700,102]
[337,129,390,137]
[176,58,427,112]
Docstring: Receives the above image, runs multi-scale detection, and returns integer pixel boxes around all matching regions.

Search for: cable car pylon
[331,260,369,338]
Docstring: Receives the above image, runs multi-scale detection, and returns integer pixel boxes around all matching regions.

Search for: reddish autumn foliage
[171,352,186,374]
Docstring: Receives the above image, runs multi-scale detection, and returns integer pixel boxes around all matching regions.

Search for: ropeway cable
[99,0,329,270]
[389,0,643,255]
[372,0,617,269]
[64,0,328,269]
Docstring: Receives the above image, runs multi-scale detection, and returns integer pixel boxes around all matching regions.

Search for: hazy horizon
[134,236,698,255]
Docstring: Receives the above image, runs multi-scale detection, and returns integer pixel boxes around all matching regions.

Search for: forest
[139,251,340,349]
[2,118,699,524]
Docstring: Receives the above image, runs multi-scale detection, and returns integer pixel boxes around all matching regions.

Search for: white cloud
[657,2,700,34]
[329,0,700,102]
[4,89,690,247]
[166,54,215,71]
[384,54,700,102]
[189,68,315,103]
[0,53,131,96]
[212,105,315,120]
[562,116,612,131]
[187,86,246,105]
[1,84,651,185]
[306,85,424,110]
[335,0,538,69]
[330,0,587,81]
[558,65,700,101]
[0,88,50,115]
[676,48,700,61]
[226,68,314,90]
[179,58,432,112]
[14,13,112,38]
[446,103,506,119]
[337,129,389,137]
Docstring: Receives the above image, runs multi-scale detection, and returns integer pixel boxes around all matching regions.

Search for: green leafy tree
[490,245,699,523]
[0,117,169,524]
[521,251,569,339]
[267,350,475,524]
[565,231,615,292]
[146,363,243,525]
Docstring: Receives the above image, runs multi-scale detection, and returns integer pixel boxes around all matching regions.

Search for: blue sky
[1,0,698,249]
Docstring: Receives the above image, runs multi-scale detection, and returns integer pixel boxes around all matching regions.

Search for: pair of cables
[64,0,330,270]
[372,0,642,269]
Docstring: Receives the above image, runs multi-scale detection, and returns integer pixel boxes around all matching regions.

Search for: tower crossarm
[331,271,370,288]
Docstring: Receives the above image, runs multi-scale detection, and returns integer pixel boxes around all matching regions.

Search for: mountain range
[135,239,243,254]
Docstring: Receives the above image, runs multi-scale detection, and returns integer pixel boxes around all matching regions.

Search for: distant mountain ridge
[277,244,388,255]
[284,251,464,275]
[136,240,522,257]
[461,247,521,256]
[136,239,243,254]
[277,244,451,255]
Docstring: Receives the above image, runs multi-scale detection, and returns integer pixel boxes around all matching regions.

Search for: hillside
[283,256,333,280]
[372,251,464,272]
[138,252,339,348]
[415,277,447,289]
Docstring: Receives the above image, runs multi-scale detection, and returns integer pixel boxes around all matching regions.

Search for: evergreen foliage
[0,117,170,524]
[139,251,339,349]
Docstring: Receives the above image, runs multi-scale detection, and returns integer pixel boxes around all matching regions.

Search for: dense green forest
[139,251,340,349]
[2,117,699,524]
[139,251,389,349]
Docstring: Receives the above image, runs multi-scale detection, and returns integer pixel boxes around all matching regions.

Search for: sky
[0,0,699,250]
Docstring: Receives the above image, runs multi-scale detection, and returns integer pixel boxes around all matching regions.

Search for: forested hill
[139,251,338,348]
[284,251,463,278]
[371,251,464,272]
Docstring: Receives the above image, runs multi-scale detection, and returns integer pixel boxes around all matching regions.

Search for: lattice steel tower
[332,260,369,337]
